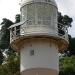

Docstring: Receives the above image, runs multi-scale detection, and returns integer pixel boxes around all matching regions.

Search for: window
[30,50,34,56]
[27,4,35,25]
[21,6,27,21]
[37,3,51,25]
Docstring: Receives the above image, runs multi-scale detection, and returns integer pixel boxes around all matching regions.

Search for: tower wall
[21,38,59,75]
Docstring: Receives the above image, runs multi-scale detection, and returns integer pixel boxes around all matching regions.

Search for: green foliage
[58,12,63,24]
[0,18,13,64]
[58,12,73,37]
[0,50,20,75]
[58,12,73,36]
[0,18,13,49]
[68,37,75,56]
[15,14,20,23]
[58,12,73,29]
[0,14,20,74]
[0,50,4,65]
[59,56,75,75]
[62,15,73,27]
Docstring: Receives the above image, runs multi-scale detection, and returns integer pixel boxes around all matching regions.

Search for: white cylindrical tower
[9,0,69,75]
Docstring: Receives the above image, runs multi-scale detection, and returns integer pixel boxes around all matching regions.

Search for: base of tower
[21,68,58,75]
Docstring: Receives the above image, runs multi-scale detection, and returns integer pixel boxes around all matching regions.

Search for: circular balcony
[9,21,69,52]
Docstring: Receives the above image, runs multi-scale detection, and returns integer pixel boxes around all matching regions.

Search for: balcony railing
[9,21,68,43]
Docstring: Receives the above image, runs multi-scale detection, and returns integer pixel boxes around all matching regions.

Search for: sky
[55,0,75,37]
[0,0,75,37]
[0,0,20,22]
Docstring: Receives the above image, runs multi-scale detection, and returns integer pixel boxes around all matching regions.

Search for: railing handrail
[8,20,30,29]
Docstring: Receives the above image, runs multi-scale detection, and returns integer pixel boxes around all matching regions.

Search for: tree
[0,18,13,65]
[58,12,73,35]
[0,50,4,65]
[68,37,75,56]
[0,50,20,75]
[0,18,13,50]
[59,56,75,75]
[0,14,20,75]
[15,14,20,23]
[58,12,73,28]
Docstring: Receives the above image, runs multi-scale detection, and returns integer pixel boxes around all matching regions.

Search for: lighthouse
[9,0,68,75]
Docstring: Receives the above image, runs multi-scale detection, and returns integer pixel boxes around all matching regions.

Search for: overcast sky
[0,0,75,37]
[0,0,20,22]
[55,0,75,37]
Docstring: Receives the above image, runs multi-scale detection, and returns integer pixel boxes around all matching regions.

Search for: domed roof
[21,0,57,7]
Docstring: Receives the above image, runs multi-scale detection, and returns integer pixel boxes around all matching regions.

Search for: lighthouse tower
[9,0,68,75]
